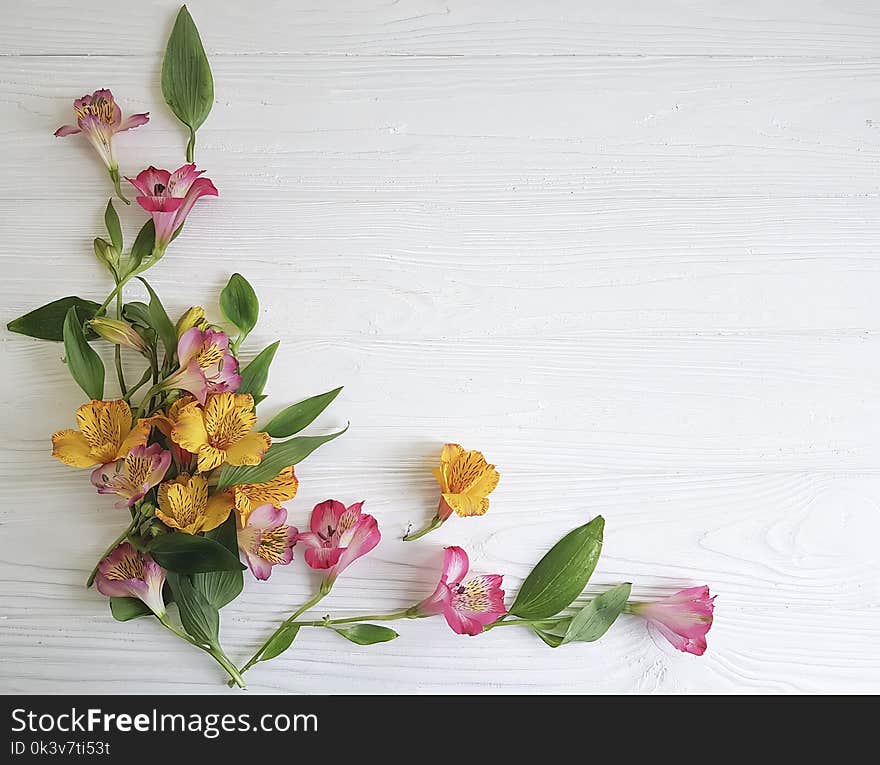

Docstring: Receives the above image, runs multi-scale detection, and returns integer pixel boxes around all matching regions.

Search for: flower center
[76,97,114,124]
[153,183,166,194]
[106,552,145,582]
[196,341,224,370]
[210,412,251,449]
[258,526,291,563]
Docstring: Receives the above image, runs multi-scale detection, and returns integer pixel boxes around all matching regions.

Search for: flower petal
[51,429,97,467]
[120,112,149,131]
[441,546,470,584]
[171,402,209,454]
[54,124,81,137]
[222,430,271,466]
[309,499,348,535]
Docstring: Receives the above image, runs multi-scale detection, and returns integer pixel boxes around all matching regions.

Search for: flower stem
[85,518,139,588]
[113,288,127,396]
[122,369,153,402]
[109,167,130,205]
[403,514,444,542]
[186,129,196,163]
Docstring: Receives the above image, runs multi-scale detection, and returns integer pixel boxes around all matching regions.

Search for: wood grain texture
[1,0,879,694]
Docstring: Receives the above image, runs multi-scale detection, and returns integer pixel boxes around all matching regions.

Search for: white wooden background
[1,0,879,694]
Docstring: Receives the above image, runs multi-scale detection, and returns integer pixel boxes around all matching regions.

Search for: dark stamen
[153,183,166,194]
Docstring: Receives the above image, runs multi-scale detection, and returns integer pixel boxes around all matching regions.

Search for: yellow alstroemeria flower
[171,393,271,473]
[404,443,501,541]
[233,465,299,524]
[52,400,152,468]
[156,473,234,535]
[434,443,500,518]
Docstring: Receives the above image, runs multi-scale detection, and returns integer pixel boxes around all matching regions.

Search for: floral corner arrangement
[7,6,716,689]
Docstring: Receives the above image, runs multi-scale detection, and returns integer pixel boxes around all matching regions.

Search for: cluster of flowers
[8,7,716,689]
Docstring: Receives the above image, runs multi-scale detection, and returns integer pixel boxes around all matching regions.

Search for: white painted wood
[1,0,879,694]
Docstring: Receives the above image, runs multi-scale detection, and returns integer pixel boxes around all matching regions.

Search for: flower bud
[93,237,119,271]
[175,306,206,337]
[90,317,149,354]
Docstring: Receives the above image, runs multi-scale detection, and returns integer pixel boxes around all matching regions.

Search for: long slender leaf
[104,199,123,253]
[137,277,178,360]
[192,514,244,609]
[264,387,343,438]
[166,572,219,648]
[560,583,631,645]
[148,532,245,574]
[8,297,100,342]
[62,306,104,400]
[237,341,279,398]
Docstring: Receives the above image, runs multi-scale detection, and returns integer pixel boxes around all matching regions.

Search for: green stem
[186,129,196,163]
[113,289,128,396]
[97,280,127,314]
[132,381,167,420]
[123,369,153,402]
[85,518,138,587]
[109,167,130,205]
[403,514,444,542]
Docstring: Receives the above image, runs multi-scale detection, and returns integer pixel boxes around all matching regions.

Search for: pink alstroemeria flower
[236,504,298,581]
[415,546,506,636]
[127,164,218,251]
[94,542,166,617]
[90,443,172,508]
[629,586,716,656]
[164,327,241,405]
[55,89,149,202]
[297,500,380,583]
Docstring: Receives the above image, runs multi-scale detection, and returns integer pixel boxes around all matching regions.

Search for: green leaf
[8,296,101,342]
[123,301,152,328]
[509,516,604,621]
[166,572,219,648]
[332,624,399,646]
[124,219,156,278]
[560,583,631,645]
[219,273,259,343]
[264,387,343,439]
[192,513,243,610]
[137,277,178,361]
[148,532,246,574]
[63,306,105,400]
[162,5,213,161]
[237,341,279,398]
[531,618,571,648]
[105,199,123,253]
[217,426,348,489]
[109,597,152,622]
[259,625,300,662]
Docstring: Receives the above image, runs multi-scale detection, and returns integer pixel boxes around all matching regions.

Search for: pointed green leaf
[148,532,245,574]
[264,387,343,439]
[166,572,219,648]
[162,5,213,161]
[217,426,348,489]
[137,277,178,361]
[123,302,152,328]
[8,297,101,342]
[531,618,571,648]
[124,219,156,278]
[110,597,152,622]
[104,199,123,253]
[219,273,259,343]
[332,624,398,646]
[192,513,243,610]
[560,583,631,645]
[63,306,104,400]
[259,625,300,662]
[509,516,604,620]
[238,341,279,398]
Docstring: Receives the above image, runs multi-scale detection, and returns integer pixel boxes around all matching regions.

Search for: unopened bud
[90,317,149,354]
[175,306,207,337]
[93,237,119,271]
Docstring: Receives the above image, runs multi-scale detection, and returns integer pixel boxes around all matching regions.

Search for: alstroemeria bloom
[147,395,197,469]
[297,500,380,582]
[171,393,271,472]
[52,400,152,469]
[236,503,298,581]
[55,89,149,201]
[434,443,500,519]
[415,546,506,636]
[232,465,299,519]
[156,473,234,535]
[90,443,172,508]
[127,164,218,251]
[163,327,241,405]
[94,542,166,617]
[629,586,716,656]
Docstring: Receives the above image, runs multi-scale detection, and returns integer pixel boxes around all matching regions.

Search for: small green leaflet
[332,625,398,646]
[264,387,343,438]
[259,625,300,662]
[63,306,105,400]
[166,572,219,648]
[137,277,178,362]
[509,516,604,621]
[219,273,259,345]
[104,199,123,253]
[162,5,213,162]
[560,583,632,645]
